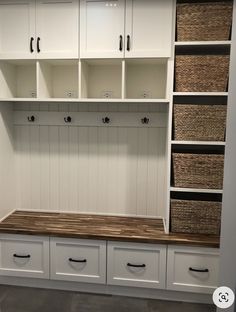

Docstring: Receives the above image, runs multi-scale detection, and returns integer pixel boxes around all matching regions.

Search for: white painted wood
[0,0,36,59]
[170,187,223,194]
[0,234,49,279]
[14,122,167,217]
[81,60,122,99]
[0,61,36,99]
[175,41,231,46]
[36,0,79,59]
[80,0,125,58]
[107,241,166,289]
[37,61,79,99]
[1,98,169,103]
[50,237,106,284]
[14,111,167,128]
[172,141,226,146]
[125,0,173,58]
[167,246,219,294]
[125,59,167,99]
[173,92,228,96]
[0,103,15,220]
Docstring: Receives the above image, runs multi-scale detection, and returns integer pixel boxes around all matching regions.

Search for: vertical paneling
[14,104,168,217]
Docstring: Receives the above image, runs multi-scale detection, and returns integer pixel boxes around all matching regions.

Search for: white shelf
[173,92,228,96]
[171,141,226,146]
[0,98,169,103]
[175,41,231,46]
[170,187,223,194]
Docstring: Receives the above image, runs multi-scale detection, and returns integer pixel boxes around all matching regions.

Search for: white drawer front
[107,241,166,289]
[0,234,49,279]
[50,238,106,284]
[167,246,219,294]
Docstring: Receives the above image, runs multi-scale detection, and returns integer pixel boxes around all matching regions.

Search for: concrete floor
[0,285,216,312]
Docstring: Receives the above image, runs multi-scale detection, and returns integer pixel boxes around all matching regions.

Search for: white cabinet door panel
[50,237,106,284]
[80,0,125,58]
[125,0,173,57]
[167,246,219,294]
[107,241,166,289]
[36,0,79,59]
[0,0,36,59]
[0,234,49,279]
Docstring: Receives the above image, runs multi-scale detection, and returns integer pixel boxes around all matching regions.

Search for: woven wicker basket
[172,153,224,189]
[175,55,230,92]
[176,2,233,41]
[173,104,227,141]
[171,199,221,235]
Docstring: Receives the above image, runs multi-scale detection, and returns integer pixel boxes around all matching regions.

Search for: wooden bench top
[0,211,219,248]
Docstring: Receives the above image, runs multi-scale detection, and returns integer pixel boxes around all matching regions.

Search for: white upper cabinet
[125,0,173,58]
[36,0,79,59]
[80,0,173,58]
[0,0,79,59]
[0,0,35,59]
[80,0,125,58]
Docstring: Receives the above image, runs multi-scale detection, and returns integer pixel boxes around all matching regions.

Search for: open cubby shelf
[0,59,169,101]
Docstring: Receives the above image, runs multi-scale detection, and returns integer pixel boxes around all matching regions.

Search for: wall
[218,1,236,311]
[0,102,14,220]
[14,102,168,217]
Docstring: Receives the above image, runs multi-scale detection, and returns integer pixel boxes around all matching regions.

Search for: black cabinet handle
[13,254,31,259]
[37,37,41,53]
[119,35,123,51]
[27,115,35,122]
[30,37,34,53]
[189,267,209,273]
[141,117,149,124]
[69,258,87,263]
[127,263,146,268]
[102,117,110,124]
[64,116,72,123]
[127,35,130,51]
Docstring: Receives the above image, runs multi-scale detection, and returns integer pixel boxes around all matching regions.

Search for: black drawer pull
[189,267,209,273]
[13,254,31,259]
[69,258,87,263]
[127,263,146,268]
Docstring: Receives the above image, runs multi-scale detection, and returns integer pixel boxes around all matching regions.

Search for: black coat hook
[141,117,149,124]
[102,117,110,124]
[27,115,35,122]
[64,116,72,123]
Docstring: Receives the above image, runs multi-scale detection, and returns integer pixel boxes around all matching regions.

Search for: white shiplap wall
[14,102,168,217]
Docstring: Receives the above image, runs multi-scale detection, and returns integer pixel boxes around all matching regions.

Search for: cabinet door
[125,0,173,58]
[80,0,125,58]
[36,0,79,59]
[0,0,36,59]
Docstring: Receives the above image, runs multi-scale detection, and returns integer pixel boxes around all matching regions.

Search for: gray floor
[0,285,216,312]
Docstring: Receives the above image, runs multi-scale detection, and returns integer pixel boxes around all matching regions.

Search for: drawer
[0,234,49,279]
[107,241,166,289]
[50,237,106,284]
[167,246,219,294]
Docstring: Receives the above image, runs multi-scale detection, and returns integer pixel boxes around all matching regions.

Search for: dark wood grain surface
[0,211,219,247]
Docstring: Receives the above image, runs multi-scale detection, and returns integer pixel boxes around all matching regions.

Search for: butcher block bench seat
[0,210,219,248]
